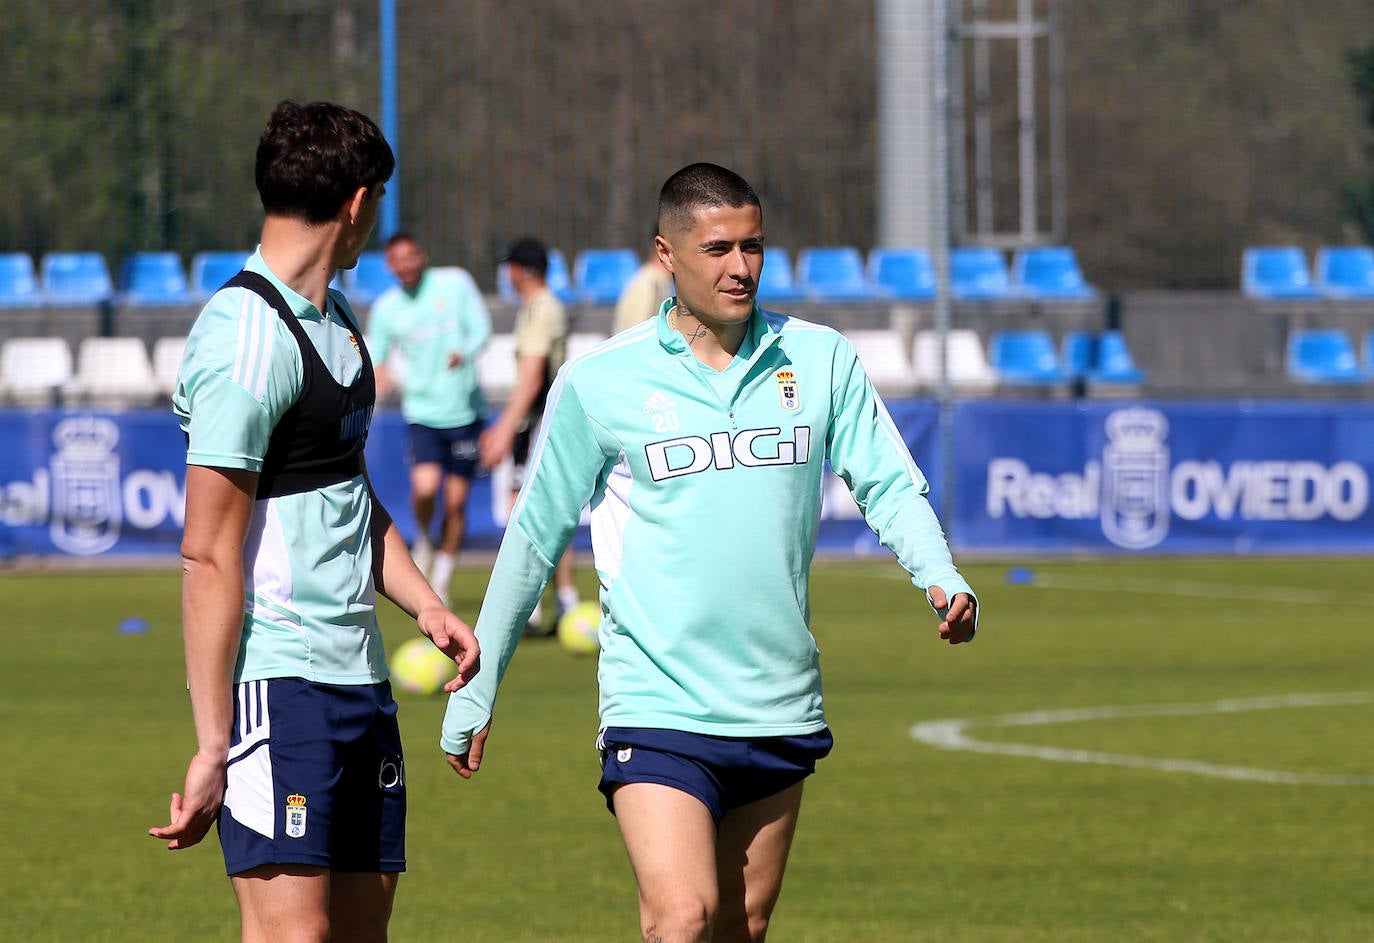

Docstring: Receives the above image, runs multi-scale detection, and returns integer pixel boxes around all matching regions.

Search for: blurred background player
[368,232,492,606]
[149,100,479,943]
[611,236,673,334]
[479,236,580,632]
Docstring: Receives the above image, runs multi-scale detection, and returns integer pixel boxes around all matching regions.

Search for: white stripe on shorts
[223,680,274,839]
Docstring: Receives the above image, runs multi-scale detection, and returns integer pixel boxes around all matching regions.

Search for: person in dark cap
[499,236,550,276]
[481,236,581,631]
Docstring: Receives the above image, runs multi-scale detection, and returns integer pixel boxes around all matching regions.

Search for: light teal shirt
[440,300,977,753]
[366,266,491,428]
[173,250,387,685]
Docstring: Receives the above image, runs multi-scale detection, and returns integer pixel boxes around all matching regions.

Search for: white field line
[910,692,1374,786]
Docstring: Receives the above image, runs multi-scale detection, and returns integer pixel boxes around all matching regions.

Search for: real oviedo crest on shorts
[285,793,308,838]
[776,370,800,411]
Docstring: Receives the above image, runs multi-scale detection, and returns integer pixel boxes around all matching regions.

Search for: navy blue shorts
[596,727,834,826]
[405,421,483,478]
[217,678,406,876]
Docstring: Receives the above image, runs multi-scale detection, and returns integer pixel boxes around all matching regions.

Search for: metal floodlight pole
[959,0,1062,247]
[877,0,958,532]
[1017,0,1038,240]
[379,0,399,240]
[932,0,956,532]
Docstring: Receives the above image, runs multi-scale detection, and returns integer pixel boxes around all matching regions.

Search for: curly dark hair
[255,100,395,224]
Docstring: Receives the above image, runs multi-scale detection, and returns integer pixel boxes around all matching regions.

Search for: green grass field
[3,556,1372,942]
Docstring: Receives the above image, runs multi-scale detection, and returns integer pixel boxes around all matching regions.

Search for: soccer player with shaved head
[443,162,976,943]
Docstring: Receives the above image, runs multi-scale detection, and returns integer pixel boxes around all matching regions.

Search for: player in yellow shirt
[480,237,581,631]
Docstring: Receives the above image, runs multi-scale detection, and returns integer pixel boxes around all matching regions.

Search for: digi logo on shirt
[645,426,812,481]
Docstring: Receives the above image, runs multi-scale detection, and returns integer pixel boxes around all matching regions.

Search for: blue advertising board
[958,400,1374,553]
[2,400,1371,561]
[0,411,188,559]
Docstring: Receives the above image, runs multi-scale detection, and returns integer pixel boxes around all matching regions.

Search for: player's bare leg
[438,474,470,556]
[430,473,470,606]
[409,461,442,579]
[553,547,579,616]
[713,783,804,943]
[330,871,399,943]
[231,864,330,943]
[613,782,720,943]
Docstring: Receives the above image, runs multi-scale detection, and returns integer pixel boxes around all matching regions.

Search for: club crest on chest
[776,370,800,411]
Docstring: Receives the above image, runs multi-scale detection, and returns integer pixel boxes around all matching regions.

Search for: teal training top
[366,266,491,428]
[440,301,977,753]
[173,250,387,685]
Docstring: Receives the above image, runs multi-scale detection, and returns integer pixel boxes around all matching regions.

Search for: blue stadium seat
[1095,332,1147,386]
[1011,246,1096,299]
[988,329,1071,386]
[41,251,113,305]
[866,247,935,301]
[1364,331,1374,379]
[573,248,640,305]
[343,250,399,305]
[190,250,252,298]
[120,252,194,305]
[546,248,574,302]
[950,247,1014,300]
[1284,329,1364,384]
[1313,246,1374,299]
[1062,330,1145,387]
[756,247,801,303]
[1061,331,1094,379]
[794,246,875,300]
[1241,246,1320,299]
[0,252,42,306]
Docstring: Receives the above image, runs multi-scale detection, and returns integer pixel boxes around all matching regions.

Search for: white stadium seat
[67,336,159,407]
[0,336,74,406]
[845,328,919,399]
[151,335,188,395]
[477,333,518,404]
[912,329,999,393]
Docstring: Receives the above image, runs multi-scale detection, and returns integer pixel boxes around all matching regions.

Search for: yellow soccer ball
[557,601,602,656]
[389,637,454,695]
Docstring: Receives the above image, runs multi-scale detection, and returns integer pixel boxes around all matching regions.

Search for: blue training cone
[118,616,150,634]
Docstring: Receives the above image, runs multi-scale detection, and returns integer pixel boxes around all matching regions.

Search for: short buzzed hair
[657,163,761,237]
